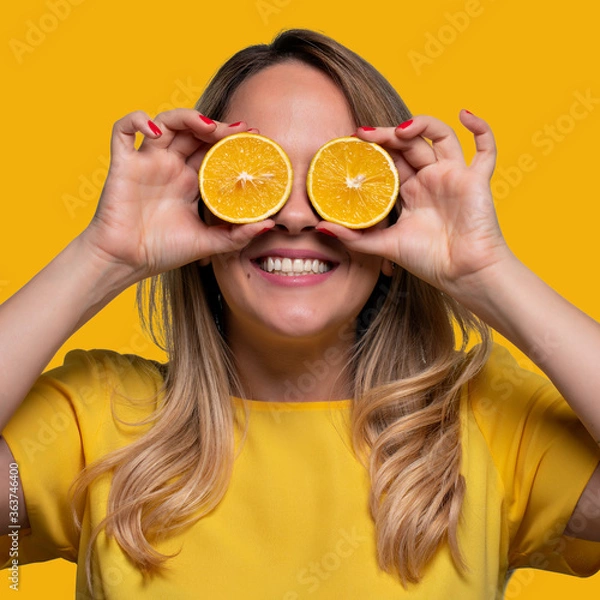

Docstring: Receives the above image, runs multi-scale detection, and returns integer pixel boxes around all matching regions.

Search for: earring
[382,259,396,277]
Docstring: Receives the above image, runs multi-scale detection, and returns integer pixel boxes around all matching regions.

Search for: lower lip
[252,262,337,286]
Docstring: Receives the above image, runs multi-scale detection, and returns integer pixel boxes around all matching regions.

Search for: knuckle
[129,109,150,124]
[154,107,193,122]
[114,110,147,131]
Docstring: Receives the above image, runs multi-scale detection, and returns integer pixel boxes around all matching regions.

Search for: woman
[1,29,599,599]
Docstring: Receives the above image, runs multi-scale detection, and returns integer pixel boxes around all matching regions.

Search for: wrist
[72,230,145,294]
[449,251,553,350]
[445,248,529,326]
[444,244,519,308]
[60,235,143,326]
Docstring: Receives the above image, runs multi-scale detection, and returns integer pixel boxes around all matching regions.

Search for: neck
[228,326,355,402]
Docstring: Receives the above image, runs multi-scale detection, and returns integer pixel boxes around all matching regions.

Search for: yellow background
[2,0,599,597]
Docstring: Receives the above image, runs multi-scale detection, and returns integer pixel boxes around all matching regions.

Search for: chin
[260,310,356,344]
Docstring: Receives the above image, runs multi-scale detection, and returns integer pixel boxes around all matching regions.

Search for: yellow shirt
[1,345,600,598]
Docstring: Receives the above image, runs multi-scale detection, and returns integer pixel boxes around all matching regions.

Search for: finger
[141,108,219,156]
[167,117,253,158]
[391,152,418,185]
[185,121,254,171]
[314,221,399,264]
[200,220,276,259]
[187,146,207,173]
[111,110,161,159]
[394,115,466,164]
[353,127,419,180]
[355,125,436,172]
[459,110,497,178]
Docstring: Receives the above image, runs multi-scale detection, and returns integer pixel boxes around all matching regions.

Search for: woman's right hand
[80,109,272,281]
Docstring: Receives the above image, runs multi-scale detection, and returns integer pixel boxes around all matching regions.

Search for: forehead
[223,61,356,143]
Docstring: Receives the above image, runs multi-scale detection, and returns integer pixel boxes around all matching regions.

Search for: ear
[199,256,212,267]
[381,259,396,277]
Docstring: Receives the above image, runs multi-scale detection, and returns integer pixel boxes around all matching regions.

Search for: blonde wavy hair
[71,29,492,591]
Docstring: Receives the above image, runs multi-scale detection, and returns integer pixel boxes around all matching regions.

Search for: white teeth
[281,258,292,272]
[259,256,332,276]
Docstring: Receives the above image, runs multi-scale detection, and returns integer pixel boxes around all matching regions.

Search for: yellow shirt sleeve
[470,344,600,576]
[0,349,162,568]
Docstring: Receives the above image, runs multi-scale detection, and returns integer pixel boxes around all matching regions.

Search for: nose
[272,171,320,234]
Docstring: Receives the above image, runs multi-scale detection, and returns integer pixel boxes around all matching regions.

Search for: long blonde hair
[71,29,492,590]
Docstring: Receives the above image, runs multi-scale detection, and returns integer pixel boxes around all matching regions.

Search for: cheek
[211,254,245,286]
[355,255,384,281]
[348,259,385,307]
[213,254,265,313]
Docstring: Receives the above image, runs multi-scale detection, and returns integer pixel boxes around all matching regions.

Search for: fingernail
[256,227,272,236]
[397,119,413,130]
[247,128,259,133]
[148,120,162,136]
[199,114,215,125]
[360,126,376,132]
[350,133,357,137]
[316,227,338,238]
[465,110,474,115]
[228,121,242,127]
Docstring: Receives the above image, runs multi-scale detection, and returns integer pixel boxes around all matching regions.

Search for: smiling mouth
[257,256,334,276]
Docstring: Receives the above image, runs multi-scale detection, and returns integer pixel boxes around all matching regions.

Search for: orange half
[306,137,399,229]
[199,132,293,223]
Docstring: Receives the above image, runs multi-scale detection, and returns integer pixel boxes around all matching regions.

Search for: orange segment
[199,132,293,223]
[306,137,399,229]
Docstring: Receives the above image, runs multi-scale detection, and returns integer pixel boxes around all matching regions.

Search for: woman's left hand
[319,112,513,300]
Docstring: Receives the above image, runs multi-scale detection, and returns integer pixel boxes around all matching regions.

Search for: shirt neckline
[232,397,352,411]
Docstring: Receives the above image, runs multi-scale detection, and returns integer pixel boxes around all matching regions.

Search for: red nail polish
[317,227,338,238]
[247,128,259,133]
[465,110,473,115]
[398,119,413,130]
[199,114,215,125]
[148,120,162,136]
[256,227,272,236]
[360,126,376,131]
[228,121,242,127]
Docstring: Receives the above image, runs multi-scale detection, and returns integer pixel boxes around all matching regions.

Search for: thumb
[315,222,400,264]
